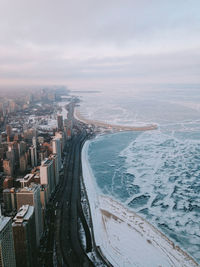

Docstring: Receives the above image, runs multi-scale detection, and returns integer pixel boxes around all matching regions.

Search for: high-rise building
[65,119,72,139]
[0,213,16,267]
[55,131,65,152]
[12,205,37,267]
[11,142,19,167]
[50,154,59,186]
[52,137,62,171]
[32,137,38,166]
[40,158,55,199]
[0,146,4,160]
[19,154,28,173]
[9,100,17,113]
[3,177,14,190]
[40,185,48,223]
[6,124,12,139]
[18,141,26,156]
[23,129,37,143]
[57,115,63,131]
[16,184,43,246]
[3,159,14,177]
[3,188,17,214]
[30,146,37,167]
[6,146,15,171]
[0,103,6,117]
[32,136,37,147]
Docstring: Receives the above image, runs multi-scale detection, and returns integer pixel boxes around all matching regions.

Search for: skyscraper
[50,154,59,186]
[0,213,16,267]
[40,158,55,199]
[12,205,37,267]
[18,141,26,156]
[16,184,43,246]
[52,137,62,171]
[6,124,12,138]
[57,115,63,131]
[30,146,37,167]
[19,154,28,173]
[55,131,65,152]
[3,188,17,214]
[32,137,37,166]
[23,128,37,143]
[3,159,14,177]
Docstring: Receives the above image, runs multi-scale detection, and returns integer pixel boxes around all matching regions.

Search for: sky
[0,0,200,90]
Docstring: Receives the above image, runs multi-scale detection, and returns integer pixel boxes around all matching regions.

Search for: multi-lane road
[57,131,94,267]
[39,103,109,267]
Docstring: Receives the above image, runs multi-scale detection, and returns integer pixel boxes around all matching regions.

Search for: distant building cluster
[0,87,72,267]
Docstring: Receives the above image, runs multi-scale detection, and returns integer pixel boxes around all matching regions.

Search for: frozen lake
[78,86,200,264]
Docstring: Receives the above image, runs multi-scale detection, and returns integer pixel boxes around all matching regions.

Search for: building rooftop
[3,187,15,193]
[24,174,34,180]
[13,205,34,225]
[17,183,39,193]
[16,173,34,183]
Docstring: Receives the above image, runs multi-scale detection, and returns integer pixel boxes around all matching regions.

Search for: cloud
[0,0,199,89]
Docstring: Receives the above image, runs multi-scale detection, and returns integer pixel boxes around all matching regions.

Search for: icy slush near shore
[82,141,198,267]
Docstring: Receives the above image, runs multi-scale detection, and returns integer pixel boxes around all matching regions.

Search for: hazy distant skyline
[0,0,199,90]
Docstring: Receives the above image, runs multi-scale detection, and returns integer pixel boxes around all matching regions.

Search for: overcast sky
[0,0,199,90]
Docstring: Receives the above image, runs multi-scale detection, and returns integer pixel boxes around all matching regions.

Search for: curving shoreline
[77,106,198,266]
[74,107,158,131]
[81,140,198,267]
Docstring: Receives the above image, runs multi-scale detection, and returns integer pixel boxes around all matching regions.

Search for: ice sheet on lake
[82,141,198,267]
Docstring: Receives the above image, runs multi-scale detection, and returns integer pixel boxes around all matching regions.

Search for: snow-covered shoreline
[81,140,102,247]
[81,140,198,267]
